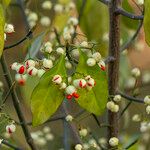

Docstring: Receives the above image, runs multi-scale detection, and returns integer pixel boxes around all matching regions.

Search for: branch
[4,28,34,50]
[2,140,22,150]
[120,20,143,51]
[117,91,144,104]
[0,54,37,150]
[62,101,82,144]
[115,8,144,20]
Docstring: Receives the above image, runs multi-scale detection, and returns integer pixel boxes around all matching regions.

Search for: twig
[115,8,144,20]
[120,20,143,51]
[0,54,37,150]
[1,81,16,105]
[98,0,110,5]
[1,140,22,150]
[117,91,144,104]
[4,29,33,50]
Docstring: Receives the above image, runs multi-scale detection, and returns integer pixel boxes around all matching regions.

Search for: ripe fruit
[6,124,16,134]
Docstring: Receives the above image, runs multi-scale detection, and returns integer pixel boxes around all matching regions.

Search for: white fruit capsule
[45,45,53,53]
[60,82,67,89]
[106,101,115,110]
[4,24,15,34]
[42,1,52,10]
[10,62,18,70]
[15,74,28,85]
[27,67,38,76]
[98,60,106,71]
[65,115,73,122]
[75,144,83,150]
[79,129,88,137]
[25,59,36,68]
[71,49,79,58]
[86,78,95,87]
[87,58,96,67]
[92,52,101,62]
[80,41,88,47]
[37,69,45,78]
[109,137,119,147]
[131,67,141,78]
[65,85,76,95]
[40,16,51,27]
[68,17,78,26]
[132,114,141,122]
[113,95,122,102]
[63,32,71,41]
[52,75,62,84]
[6,124,16,134]
[27,12,38,22]
[54,4,63,13]
[43,59,53,69]
[144,96,150,105]
[146,105,150,114]
[56,47,65,55]
[73,79,86,88]
[45,133,54,141]
[65,61,72,69]
[111,104,119,113]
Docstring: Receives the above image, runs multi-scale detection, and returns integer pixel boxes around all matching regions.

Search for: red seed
[73,92,79,99]
[19,79,25,86]
[18,66,25,74]
[66,94,72,100]
[28,69,33,76]
[79,80,82,87]
[100,65,106,71]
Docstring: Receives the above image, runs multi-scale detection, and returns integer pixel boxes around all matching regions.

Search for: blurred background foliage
[0,0,150,149]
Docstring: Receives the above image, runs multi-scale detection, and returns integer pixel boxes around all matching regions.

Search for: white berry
[65,115,73,122]
[43,59,53,69]
[113,95,122,102]
[92,52,101,62]
[56,47,65,55]
[37,69,45,78]
[131,67,141,78]
[144,96,150,105]
[52,75,62,84]
[65,85,76,95]
[6,124,16,134]
[75,144,82,150]
[109,137,119,147]
[87,58,96,67]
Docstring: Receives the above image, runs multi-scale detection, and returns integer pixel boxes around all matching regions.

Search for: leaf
[123,134,140,149]
[31,55,67,126]
[76,0,109,56]
[0,114,9,133]
[144,0,150,46]
[2,0,11,7]
[122,0,139,30]
[0,4,5,58]
[75,50,108,115]
[25,32,45,60]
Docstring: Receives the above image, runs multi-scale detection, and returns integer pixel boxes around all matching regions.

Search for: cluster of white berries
[31,126,54,147]
[52,74,96,100]
[5,123,16,134]
[109,137,119,147]
[140,121,150,133]
[106,95,121,113]
[10,59,46,85]
[4,23,15,41]
[144,96,150,115]
[63,17,78,41]
[79,41,106,71]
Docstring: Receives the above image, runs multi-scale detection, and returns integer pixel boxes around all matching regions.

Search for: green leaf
[0,114,9,133]
[75,50,108,115]
[144,0,150,46]
[2,0,11,7]
[31,55,67,126]
[25,32,45,60]
[0,4,5,58]
[76,0,109,56]
[122,0,139,30]
[123,133,140,149]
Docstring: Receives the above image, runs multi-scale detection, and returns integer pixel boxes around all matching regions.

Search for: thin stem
[115,8,144,20]
[2,140,22,150]
[4,29,33,50]
[117,91,144,104]
[120,20,143,51]
[0,54,37,150]
[107,0,121,148]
